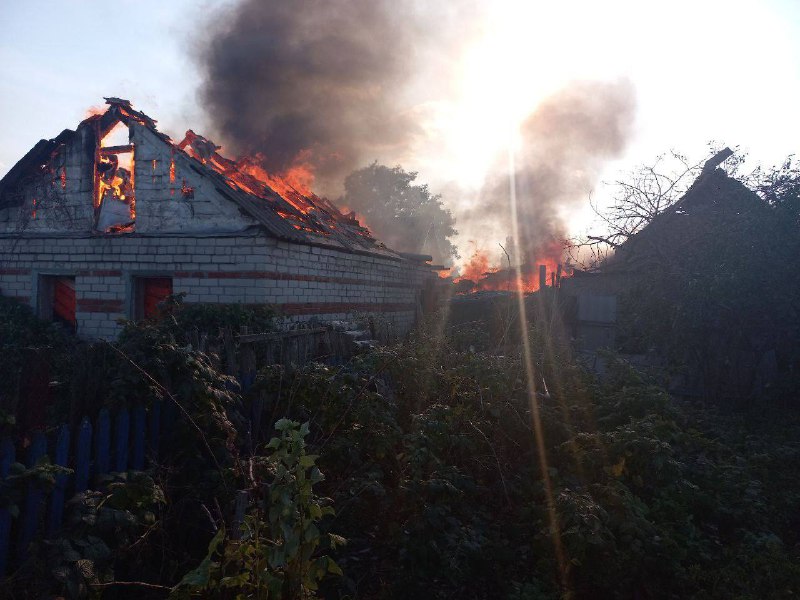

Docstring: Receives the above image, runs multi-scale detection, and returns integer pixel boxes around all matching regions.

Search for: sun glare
[440,1,632,189]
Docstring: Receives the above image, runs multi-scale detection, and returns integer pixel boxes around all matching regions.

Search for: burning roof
[0,98,403,257]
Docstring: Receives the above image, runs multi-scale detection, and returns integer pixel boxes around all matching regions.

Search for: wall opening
[96,121,135,233]
[133,277,173,320]
[38,275,76,332]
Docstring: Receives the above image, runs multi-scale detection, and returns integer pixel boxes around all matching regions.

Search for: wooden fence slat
[18,431,46,559]
[47,424,70,536]
[0,437,16,577]
[95,408,111,479]
[74,417,92,494]
[115,408,130,473]
[132,404,146,471]
[148,402,161,463]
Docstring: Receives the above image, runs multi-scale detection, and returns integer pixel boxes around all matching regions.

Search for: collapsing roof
[0,98,402,256]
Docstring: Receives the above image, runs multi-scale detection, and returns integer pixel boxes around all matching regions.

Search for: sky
[1,0,799,264]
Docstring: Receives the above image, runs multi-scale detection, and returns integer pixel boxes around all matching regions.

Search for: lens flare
[507,134,569,590]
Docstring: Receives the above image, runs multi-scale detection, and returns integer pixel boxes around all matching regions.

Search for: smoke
[196,2,634,263]
[461,80,636,266]
[198,0,427,194]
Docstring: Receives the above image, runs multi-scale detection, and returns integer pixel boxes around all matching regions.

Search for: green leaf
[173,528,225,590]
[299,454,318,468]
[327,558,343,576]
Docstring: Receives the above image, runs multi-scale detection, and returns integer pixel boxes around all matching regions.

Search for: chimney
[539,264,547,289]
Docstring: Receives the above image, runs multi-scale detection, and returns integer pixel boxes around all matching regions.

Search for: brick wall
[0,233,431,339]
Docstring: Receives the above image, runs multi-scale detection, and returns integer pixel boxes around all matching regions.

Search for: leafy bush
[172,419,343,599]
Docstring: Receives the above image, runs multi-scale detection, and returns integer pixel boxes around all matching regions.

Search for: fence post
[148,402,161,464]
[115,408,130,473]
[132,404,146,471]
[0,437,16,577]
[47,424,70,537]
[74,417,92,494]
[95,408,111,479]
[18,431,46,560]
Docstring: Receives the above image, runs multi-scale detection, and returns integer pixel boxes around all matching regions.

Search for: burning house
[0,98,437,339]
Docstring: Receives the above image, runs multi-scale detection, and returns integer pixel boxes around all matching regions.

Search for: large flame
[175,130,353,228]
[453,242,571,294]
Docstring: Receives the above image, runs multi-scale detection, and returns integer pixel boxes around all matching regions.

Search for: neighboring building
[560,151,789,398]
[0,98,436,339]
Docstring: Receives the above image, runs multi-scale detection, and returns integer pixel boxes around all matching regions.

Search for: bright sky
[1,0,798,250]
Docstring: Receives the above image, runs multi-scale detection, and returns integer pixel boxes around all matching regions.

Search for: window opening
[96,121,135,233]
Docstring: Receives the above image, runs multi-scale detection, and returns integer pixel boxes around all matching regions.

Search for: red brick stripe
[76,299,124,313]
[0,268,30,275]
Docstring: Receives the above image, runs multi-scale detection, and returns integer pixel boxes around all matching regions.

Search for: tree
[339,163,458,265]
[570,146,744,268]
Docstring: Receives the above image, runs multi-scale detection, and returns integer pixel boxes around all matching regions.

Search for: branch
[586,235,621,248]
[91,581,171,591]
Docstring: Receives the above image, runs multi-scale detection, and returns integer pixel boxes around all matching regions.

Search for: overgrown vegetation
[1,298,799,598]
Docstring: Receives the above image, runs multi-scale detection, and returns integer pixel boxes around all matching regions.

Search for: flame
[84,106,105,119]
[172,128,368,237]
[337,204,368,228]
[79,104,375,241]
[453,242,571,294]
[96,154,134,221]
[456,248,497,283]
[31,197,37,219]
[236,153,318,214]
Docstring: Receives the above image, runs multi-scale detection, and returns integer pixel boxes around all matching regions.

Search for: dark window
[134,277,173,320]
[39,275,76,331]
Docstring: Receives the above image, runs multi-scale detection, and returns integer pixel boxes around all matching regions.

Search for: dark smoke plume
[467,80,636,264]
[198,0,422,193]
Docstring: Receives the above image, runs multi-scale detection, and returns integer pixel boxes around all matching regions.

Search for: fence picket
[115,408,130,473]
[74,417,92,494]
[17,431,46,559]
[0,437,16,577]
[47,424,70,536]
[132,404,146,471]
[95,408,111,479]
[148,402,161,463]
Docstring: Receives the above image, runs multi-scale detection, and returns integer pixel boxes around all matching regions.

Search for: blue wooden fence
[0,357,262,579]
[0,402,165,577]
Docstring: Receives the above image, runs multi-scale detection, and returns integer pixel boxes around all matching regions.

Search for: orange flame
[84,106,105,119]
[456,249,496,283]
[453,242,571,294]
[337,204,368,228]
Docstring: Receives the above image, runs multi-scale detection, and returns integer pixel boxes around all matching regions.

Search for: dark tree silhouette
[339,163,458,265]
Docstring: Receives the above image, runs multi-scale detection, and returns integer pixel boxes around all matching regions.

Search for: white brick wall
[1,233,432,340]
